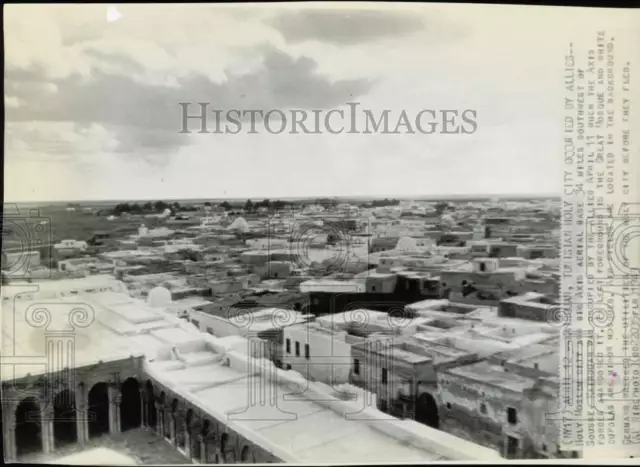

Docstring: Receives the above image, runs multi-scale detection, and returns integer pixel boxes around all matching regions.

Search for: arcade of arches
[141,381,272,464]
[4,375,145,461]
[4,373,276,463]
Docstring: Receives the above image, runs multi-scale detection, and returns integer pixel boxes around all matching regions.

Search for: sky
[3,3,633,202]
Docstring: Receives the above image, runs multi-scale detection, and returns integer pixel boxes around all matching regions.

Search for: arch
[120,378,141,431]
[160,392,170,440]
[170,398,183,448]
[186,409,199,460]
[53,389,78,448]
[220,432,228,463]
[15,397,42,457]
[415,392,439,429]
[146,380,157,428]
[240,446,253,463]
[87,382,110,438]
[202,419,215,463]
[186,408,193,428]
[175,403,186,450]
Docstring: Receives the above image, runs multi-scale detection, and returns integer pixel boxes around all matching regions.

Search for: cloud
[5,96,21,109]
[83,48,147,74]
[6,122,118,160]
[270,9,426,46]
[8,3,619,202]
[5,47,371,162]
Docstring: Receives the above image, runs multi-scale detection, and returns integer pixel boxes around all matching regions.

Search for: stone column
[141,392,147,429]
[155,403,163,436]
[184,427,191,458]
[76,383,88,444]
[41,414,53,454]
[41,402,54,454]
[108,385,121,434]
[114,395,121,433]
[4,420,17,462]
[169,417,176,447]
[199,435,206,463]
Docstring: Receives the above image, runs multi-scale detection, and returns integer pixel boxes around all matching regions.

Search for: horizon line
[4,192,562,205]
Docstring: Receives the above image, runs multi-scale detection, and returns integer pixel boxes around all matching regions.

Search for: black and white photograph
[2,3,639,464]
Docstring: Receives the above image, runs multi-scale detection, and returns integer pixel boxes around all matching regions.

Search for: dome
[396,237,417,251]
[228,216,250,233]
[147,286,172,307]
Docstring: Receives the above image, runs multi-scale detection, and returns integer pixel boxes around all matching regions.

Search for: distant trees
[371,198,400,207]
[110,198,293,215]
[272,200,287,210]
[111,200,197,216]
[434,201,449,216]
[243,199,289,213]
[314,198,337,209]
[362,198,400,208]
[155,201,171,212]
[259,199,272,209]
[112,203,142,216]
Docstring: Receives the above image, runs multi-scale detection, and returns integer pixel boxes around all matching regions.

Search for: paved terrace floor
[19,428,192,465]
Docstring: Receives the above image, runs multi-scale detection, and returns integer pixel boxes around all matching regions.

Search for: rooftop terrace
[1,277,501,462]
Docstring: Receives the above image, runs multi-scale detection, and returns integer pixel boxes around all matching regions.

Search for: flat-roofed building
[283,309,430,386]
[1,276,501,463]
[299,279,365,293]
[437,336,575,459]
[498,293,558,322]
[344,294,570,459]
[187,306,313,366]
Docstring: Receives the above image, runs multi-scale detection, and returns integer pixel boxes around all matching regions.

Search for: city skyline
[5,192,561,206]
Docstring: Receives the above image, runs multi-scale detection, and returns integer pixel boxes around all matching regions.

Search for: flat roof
[491,338,560,375]
[403,339,474,362]
[149,346,494,463]
[173,297,214,308]
[444,361,538,393]
[2,278,501,462]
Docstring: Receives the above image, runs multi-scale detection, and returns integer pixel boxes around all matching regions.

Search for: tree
[434,201,449,216]
[244,199,254,212]
[220,201,232,211]
[113,203,132,215]
[273,200,287,210]
[154,201,170,212]
[204,202,212,207]
[257,199,271,209]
